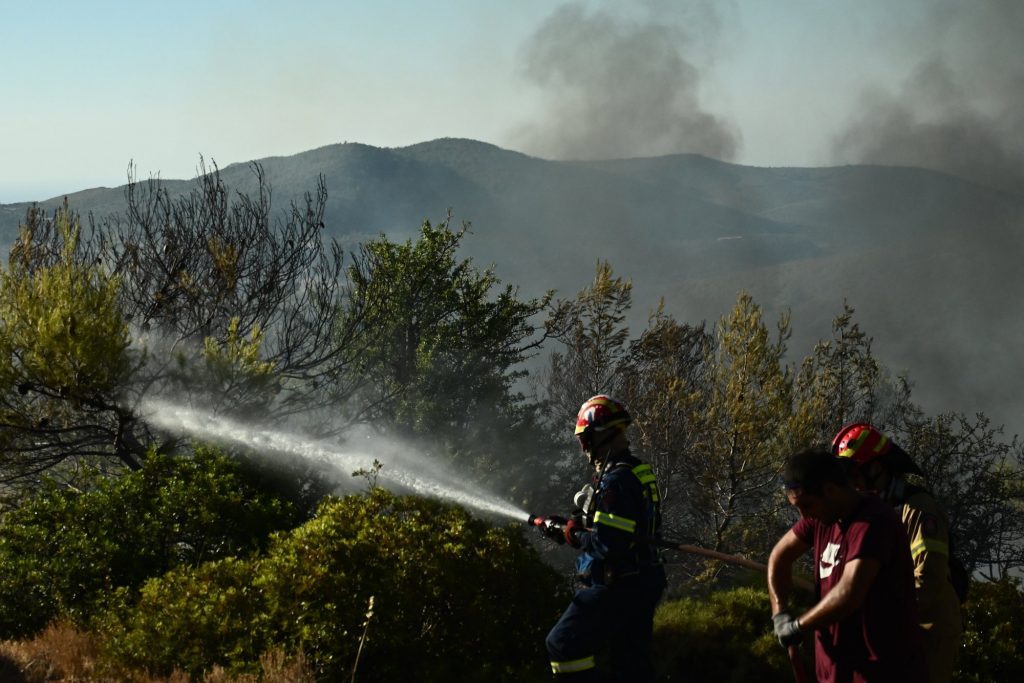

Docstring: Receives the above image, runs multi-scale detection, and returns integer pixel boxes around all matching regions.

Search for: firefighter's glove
[563,518,583,548]
[772,612,803,647]
[540,516,569,545]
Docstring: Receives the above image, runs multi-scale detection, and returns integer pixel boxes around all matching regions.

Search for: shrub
[0,447,296,638]
[98,489,565,681]
[652,587,795,682]
[955,578,1024,683]
[98,557,263,678]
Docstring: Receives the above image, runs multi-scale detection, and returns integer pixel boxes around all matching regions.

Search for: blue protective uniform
[546,451,667,681]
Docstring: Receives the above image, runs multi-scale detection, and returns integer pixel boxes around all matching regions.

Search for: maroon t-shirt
[792,495,927,683]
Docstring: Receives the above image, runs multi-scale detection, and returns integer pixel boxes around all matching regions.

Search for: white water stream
[140,398,530,523]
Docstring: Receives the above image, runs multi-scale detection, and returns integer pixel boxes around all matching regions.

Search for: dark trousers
[546,566,666,682]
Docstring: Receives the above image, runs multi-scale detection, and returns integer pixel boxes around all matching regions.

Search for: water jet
[140,398,530,523]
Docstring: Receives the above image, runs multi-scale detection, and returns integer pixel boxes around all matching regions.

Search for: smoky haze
[511,1,740,161]
[831,0,1024,196]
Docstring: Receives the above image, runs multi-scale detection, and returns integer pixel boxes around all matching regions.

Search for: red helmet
[574,395,631,438]
[831,422,923,475]
[832,423,891,465]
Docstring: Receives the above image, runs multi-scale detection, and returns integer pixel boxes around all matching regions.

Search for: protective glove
[772,611,803,647]
[539,516,569,545]
[563,518,583,548]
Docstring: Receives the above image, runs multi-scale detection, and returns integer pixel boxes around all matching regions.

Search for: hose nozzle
[527,514,567,532]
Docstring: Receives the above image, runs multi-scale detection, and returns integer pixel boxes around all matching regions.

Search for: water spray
[140,398,530,523]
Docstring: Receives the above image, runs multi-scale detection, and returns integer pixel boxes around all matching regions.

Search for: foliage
[0,165,368,494]
[539,261,711,520]
[680,293,798,565]
[792,301,912,442]
[619,303,711,529]
[340,217,558,500]
[0,202,137,481]
[342,217,548,433]
[97,162,361,428]
[99,489,565,682]
[955,578,1024,683]
[542,260,634,411]
[652,587,794,682]
[0,447,296,638]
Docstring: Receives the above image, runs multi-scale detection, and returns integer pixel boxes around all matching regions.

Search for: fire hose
[527,514,811,682]
[526,513,813,591]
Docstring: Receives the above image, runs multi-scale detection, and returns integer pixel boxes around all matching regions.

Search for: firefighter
[537,395,666,682]
[832,423,964,683]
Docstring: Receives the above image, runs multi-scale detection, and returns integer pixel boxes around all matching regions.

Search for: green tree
[793,301,914,444]
[339,217,552,479]
[618,303,711,523]
[541,260,633,419]
[1,165,369,491]
[682,293,796,566]
[0,203,138,485]
[0,446,295,638]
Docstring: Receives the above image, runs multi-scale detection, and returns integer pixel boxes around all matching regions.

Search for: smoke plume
[511,1,740,161]
[832,1,1024,195]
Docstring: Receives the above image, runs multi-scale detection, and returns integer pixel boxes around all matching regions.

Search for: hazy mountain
[3,138,1022,434]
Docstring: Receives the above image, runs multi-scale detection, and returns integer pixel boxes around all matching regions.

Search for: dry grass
[0,620,99,682]
[0,622,315,683]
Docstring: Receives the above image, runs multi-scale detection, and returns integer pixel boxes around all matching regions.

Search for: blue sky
[2,0,1016,203]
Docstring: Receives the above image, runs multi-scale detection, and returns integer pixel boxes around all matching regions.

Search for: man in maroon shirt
[767,447,927,683]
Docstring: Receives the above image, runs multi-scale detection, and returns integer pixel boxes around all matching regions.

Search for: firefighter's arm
[768,529,811,615]
[798,557,880,630]
[904,505,950,615]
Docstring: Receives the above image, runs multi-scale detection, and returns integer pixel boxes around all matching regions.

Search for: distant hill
[3,138,1022,434]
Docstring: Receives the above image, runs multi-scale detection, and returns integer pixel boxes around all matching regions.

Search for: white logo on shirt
[819,542,841,578]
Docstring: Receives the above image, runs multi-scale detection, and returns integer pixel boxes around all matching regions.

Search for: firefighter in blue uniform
[538,395,667,681]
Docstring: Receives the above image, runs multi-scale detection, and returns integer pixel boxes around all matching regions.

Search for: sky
[2,0,1022,203]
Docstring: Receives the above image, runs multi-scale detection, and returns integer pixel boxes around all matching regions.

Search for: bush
[99,489,566,681]
[98,557,264,678]
[652,587,795,682]
[0,447,296,638]
[955,578,1024,683]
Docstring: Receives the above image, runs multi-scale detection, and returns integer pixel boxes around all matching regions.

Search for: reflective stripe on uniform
[632,464,661,502]
[551,656,596,674]
[911,538,949,559]
[594,510,637,533]
[632,464,656,484]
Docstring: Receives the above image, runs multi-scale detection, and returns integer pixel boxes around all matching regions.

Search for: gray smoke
[832,1,1024,195]
[511,1,740,161]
